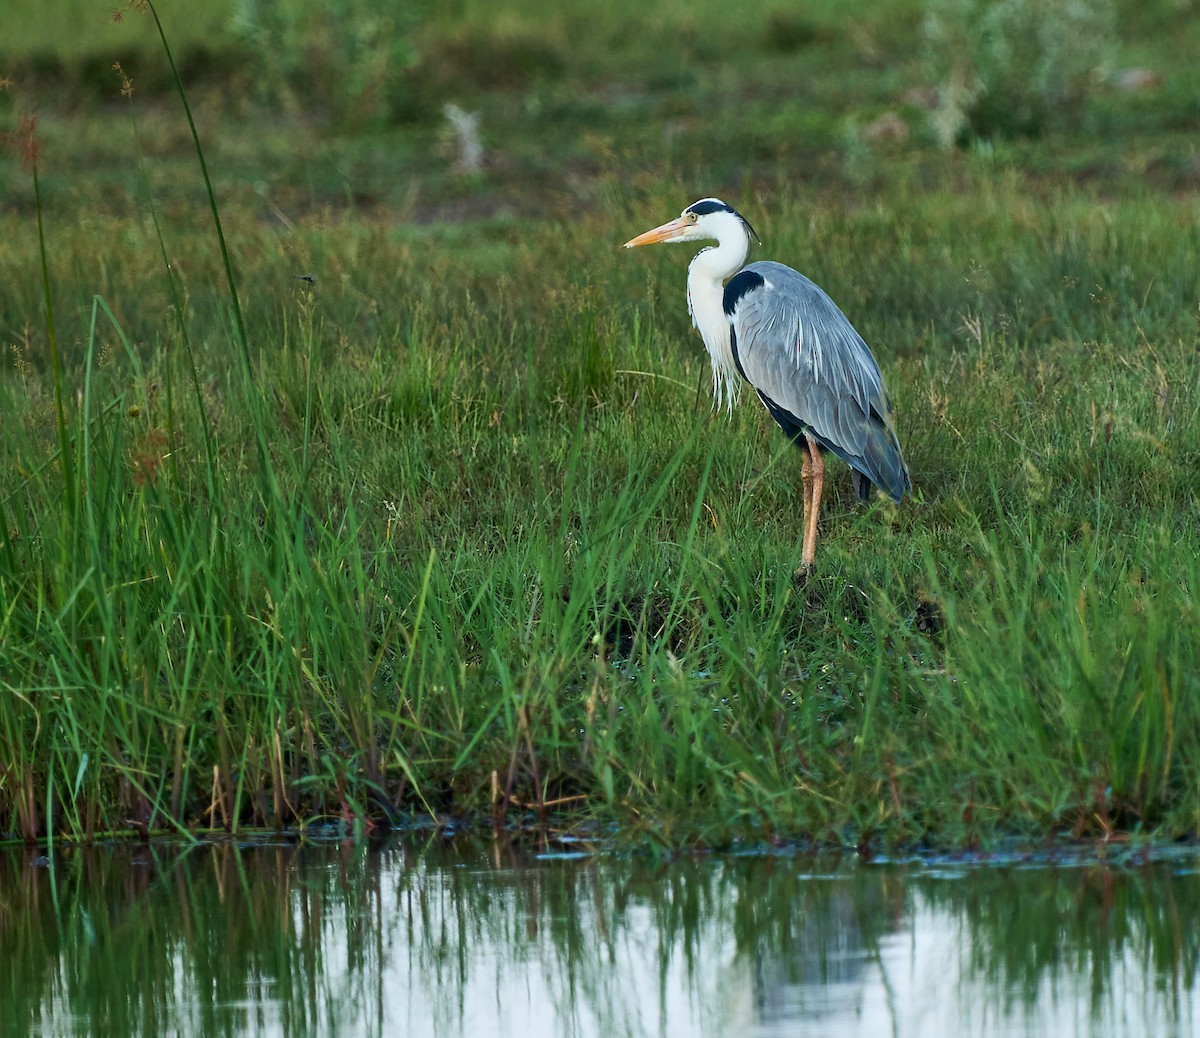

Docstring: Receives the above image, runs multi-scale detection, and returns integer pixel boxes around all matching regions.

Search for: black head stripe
[685,198,761,245]
[686,198,735,217]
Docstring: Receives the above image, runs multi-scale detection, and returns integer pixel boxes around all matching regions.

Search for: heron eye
[686,212,698,223]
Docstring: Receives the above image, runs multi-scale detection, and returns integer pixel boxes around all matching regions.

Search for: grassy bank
[0,0,1198,847]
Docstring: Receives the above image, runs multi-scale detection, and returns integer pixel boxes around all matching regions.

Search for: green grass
[0,0,1198,847]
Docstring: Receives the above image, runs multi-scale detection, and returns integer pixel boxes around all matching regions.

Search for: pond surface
[2,834,1198,1037]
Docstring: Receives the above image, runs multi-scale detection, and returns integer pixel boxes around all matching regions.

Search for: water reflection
[1,836,1197,1037]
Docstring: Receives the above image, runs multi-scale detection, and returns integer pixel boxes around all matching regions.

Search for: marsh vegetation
[0,0,1197,846]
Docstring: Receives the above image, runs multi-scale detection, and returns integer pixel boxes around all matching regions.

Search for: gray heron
[624,198,911,572]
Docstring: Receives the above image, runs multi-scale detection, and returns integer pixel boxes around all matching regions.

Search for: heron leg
[800,446,813,533]
[799,437,825,572]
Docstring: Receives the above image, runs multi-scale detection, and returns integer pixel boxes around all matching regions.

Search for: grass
[0,0,1198,847]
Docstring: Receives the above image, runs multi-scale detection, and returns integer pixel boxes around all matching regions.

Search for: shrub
[922,0,1117,144]
[230,0,429,128]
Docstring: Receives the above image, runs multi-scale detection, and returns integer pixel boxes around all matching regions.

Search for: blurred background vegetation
[3,0,1197,371]
[3,0,1198,221]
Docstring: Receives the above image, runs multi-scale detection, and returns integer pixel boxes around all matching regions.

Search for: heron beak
[623,216,690,248]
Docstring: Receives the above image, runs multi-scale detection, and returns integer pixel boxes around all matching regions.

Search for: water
[2,835,1198,1037]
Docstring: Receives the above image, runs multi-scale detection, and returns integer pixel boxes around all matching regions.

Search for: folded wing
[726,260,910,502]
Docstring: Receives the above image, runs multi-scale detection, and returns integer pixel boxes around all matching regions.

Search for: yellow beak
[623,215,691,248]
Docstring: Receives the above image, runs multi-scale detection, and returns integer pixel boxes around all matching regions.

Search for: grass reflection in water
[1,837,1198,1037]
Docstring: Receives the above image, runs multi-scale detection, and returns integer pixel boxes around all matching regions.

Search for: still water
[2,834,1197,1037]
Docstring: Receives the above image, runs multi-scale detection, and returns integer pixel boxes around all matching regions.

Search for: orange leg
[798,436,825,572]
[800,446,813,535]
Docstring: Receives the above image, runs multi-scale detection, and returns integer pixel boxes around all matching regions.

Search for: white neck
[687,231,749,412]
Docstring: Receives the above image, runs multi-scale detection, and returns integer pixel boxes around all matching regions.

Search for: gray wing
[726,260,910,501]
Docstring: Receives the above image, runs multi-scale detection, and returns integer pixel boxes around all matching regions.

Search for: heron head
[623,198,761,249]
